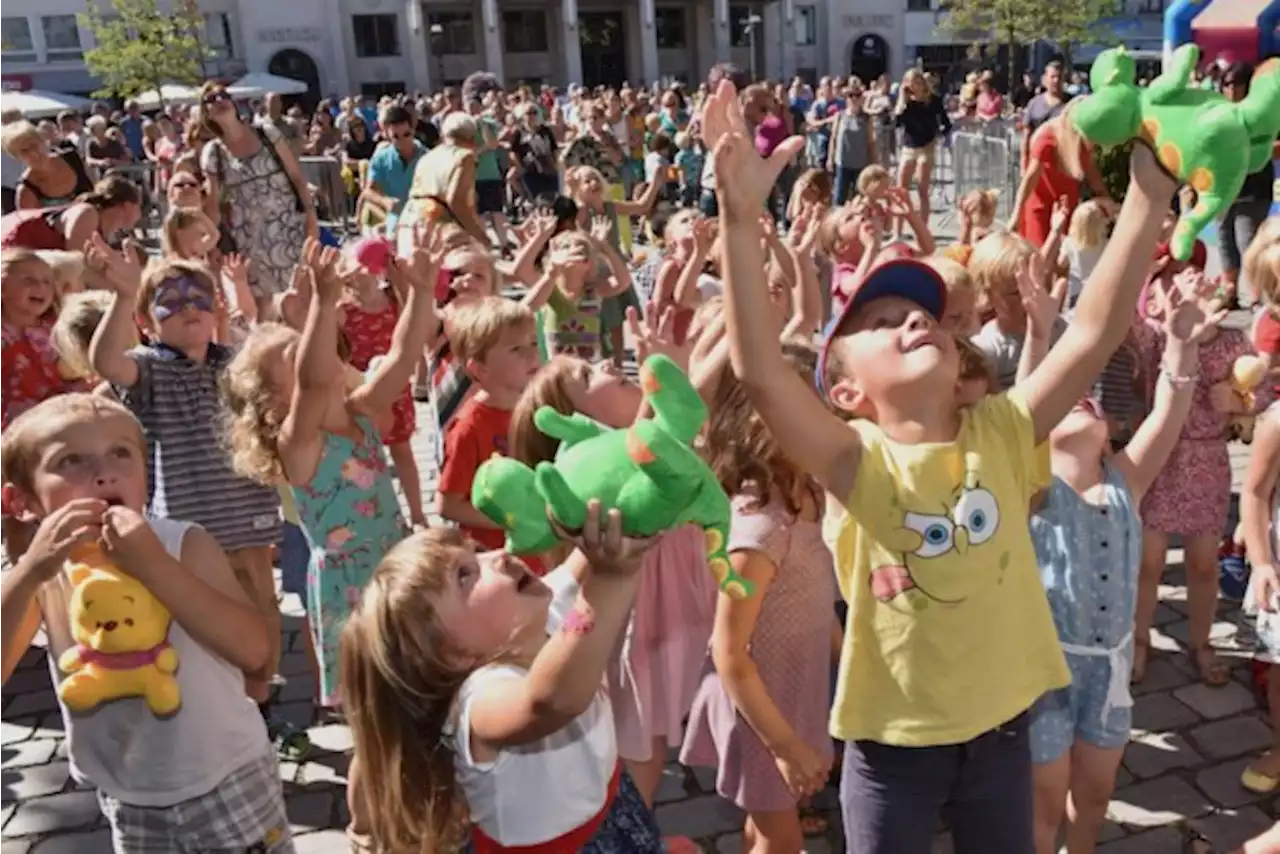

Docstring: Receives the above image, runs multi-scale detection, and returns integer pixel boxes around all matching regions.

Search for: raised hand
[590,214,614,244]
[1050,195,1071,235]
[692,216,718,255]
[1015,253,1060,337]
[552,500,656,578]
[222,252,250,287]
[704,80,804,221]
[86,233,143,298]
[1165,268,1225,345]
[626,302,690,369]
[396,221,449,292]
[301,237,343,305]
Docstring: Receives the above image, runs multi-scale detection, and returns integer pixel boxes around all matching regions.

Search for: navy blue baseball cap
[815,258,948,397]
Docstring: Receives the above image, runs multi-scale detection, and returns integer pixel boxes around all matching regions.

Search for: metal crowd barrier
[299,156,351,225]
[104,162,161,224]
[949,130,1022,223]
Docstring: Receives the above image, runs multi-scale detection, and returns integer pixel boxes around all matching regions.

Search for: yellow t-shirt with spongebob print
[826,389,1069,746]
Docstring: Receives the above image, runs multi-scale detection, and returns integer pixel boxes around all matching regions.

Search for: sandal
[1131,637,1150,684]
[798,805,829,836]
[1191,644,1231,688]
[268,718,312,761]
[1241,754,1280,794]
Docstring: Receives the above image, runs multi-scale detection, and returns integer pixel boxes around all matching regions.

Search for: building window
[42,14,83,61]
[730,6,761,48]
[1135,0,1164,12]
[503,11,548,53]
[655,8,686,49]
[203,13,234,59]
[906,0,932,10]
[353,14,400,57]
[362,81,404,99]
[428,12,475,55]
[795,7,816,45]
[1,18,36,62]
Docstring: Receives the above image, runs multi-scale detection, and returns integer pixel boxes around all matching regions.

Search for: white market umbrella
[0,89,93,119]
[227,72,308,100]
[133,83,202,109]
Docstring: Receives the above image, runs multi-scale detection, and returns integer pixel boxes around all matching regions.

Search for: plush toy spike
[472,354,753,598]
[1072,44,1280,262]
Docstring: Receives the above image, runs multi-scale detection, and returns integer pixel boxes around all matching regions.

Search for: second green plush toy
[472,354,753,599]
[1072,44,1280,261]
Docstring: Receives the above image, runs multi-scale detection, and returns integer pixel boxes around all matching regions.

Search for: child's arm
[673,218,717,307]
[712,546,829,798]
[705,83,862,501]
[1040,197,1069,270]
[221,253,258,324]
[280,241,346,478]
[102,507,268,674]
[652,258,682,310]
[613,172,663,217]
[586,228,634,299]
[467,505,646,748]
[86,235,144,388]
[1,499,106,683]
[1017,146,1178,443]
[506,213,558,287]
[781,210,823,339]
[349,228,443,419]
[1114,338,1198,502]
[1243,407,1280,615]
[885,187,935,255]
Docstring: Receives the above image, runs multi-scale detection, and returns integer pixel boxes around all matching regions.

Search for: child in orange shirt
[437,296,542,554]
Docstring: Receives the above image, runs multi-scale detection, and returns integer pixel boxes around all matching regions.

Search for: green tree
[79,0,210,102]
[937,0,1120,83]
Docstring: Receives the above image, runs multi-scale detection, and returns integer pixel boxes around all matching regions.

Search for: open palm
[703,80,804,220]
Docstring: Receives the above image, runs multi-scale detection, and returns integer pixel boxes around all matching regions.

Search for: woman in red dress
[1008,103,1114,248]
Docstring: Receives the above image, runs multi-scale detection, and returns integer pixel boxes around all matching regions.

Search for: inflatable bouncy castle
[1164,0,1279,69]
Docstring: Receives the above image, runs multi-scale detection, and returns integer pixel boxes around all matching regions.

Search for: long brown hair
[509,355,591,466]
[340,528,476,853]
[1037,100,1085,181]
[703,342,817,514]
[78,175,140,211]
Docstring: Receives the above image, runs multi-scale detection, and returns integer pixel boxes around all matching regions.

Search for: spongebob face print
[869,451,1011,610]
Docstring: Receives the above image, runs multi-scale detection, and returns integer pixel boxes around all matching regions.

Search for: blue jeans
[834,165,863,206]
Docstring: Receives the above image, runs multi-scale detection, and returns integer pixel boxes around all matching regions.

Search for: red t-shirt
[439,398,513,551]
[1254,311,1280,396]
[2,318,73,430]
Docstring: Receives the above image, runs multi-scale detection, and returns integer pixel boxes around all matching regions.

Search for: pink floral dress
[340,297,415,445]
[289,417,407,705]
[2,317,74,429]
[1134,321,1255,535]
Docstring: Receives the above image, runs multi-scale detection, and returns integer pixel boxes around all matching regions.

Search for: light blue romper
[1028,460,1141,763]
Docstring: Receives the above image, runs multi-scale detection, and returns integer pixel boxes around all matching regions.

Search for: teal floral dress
[291,417,408,705]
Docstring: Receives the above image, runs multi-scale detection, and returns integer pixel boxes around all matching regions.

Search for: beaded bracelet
[1159,366,1198,388]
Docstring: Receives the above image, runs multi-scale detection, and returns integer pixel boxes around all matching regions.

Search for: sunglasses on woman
[203,90,231,105]
[170,179,200,190]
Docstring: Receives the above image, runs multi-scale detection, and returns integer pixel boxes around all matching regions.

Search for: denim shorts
[278,522,309,599]
[1030,652,1132,763]
[840,712,1033,854]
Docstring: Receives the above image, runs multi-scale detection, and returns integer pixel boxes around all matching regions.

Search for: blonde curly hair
[220,322,298,486]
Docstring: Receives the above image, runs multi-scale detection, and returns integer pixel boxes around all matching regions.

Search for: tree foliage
[79,0,210,101]
[937,0,1122,79]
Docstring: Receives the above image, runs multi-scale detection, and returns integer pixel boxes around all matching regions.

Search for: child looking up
[703,77,1177,854]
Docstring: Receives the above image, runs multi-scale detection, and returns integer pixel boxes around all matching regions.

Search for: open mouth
[102,495,124,507]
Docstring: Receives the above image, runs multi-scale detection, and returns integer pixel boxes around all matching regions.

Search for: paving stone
[690,764,716,794]
[2,759,71,800]
[2,739,57,770]
[1152,603,1183,626]
[1,670,54,696]
[1096,826,1182,853]
[1194,758,1275,809]
[656,794,744,838]
[307,723,352,755]
[654,765,690,804]
[278,652,312,677]
[1123,732,1204,779]
[287,789,337,833]
[1130,691,1199,732]
[1131,658,1194,697]
[1098,819,1126,842]
[1,839,32,854]
[292,829,352,853]
[3,790,101,837]
[0,721,35,746]
[2,693,58,719]
[1109,776,1211,827]
[1173,681,1257,721]
[1189,715,1273,760]
[295,754,349,787]
[1189,806,1277,850]
[27,829,112,853]
[273,701,317,732]
[273,674,318,704]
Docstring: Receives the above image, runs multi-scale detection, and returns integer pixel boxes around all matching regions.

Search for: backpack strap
[255,126,306,214]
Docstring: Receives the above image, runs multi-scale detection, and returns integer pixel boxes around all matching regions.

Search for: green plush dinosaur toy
[1071,44,1280,261]
[472,354,753,599]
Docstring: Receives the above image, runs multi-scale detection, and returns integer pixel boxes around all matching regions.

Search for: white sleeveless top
[40,518,270,806]
[450,567,618,846]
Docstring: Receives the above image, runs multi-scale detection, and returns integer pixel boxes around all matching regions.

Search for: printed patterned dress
[340,298,415,445]
[290,417,408,705]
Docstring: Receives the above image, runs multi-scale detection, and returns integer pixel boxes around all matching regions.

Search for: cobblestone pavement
[4,246,1276,853]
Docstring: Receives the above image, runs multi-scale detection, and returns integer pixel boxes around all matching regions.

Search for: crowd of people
[0,52,1278,854]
